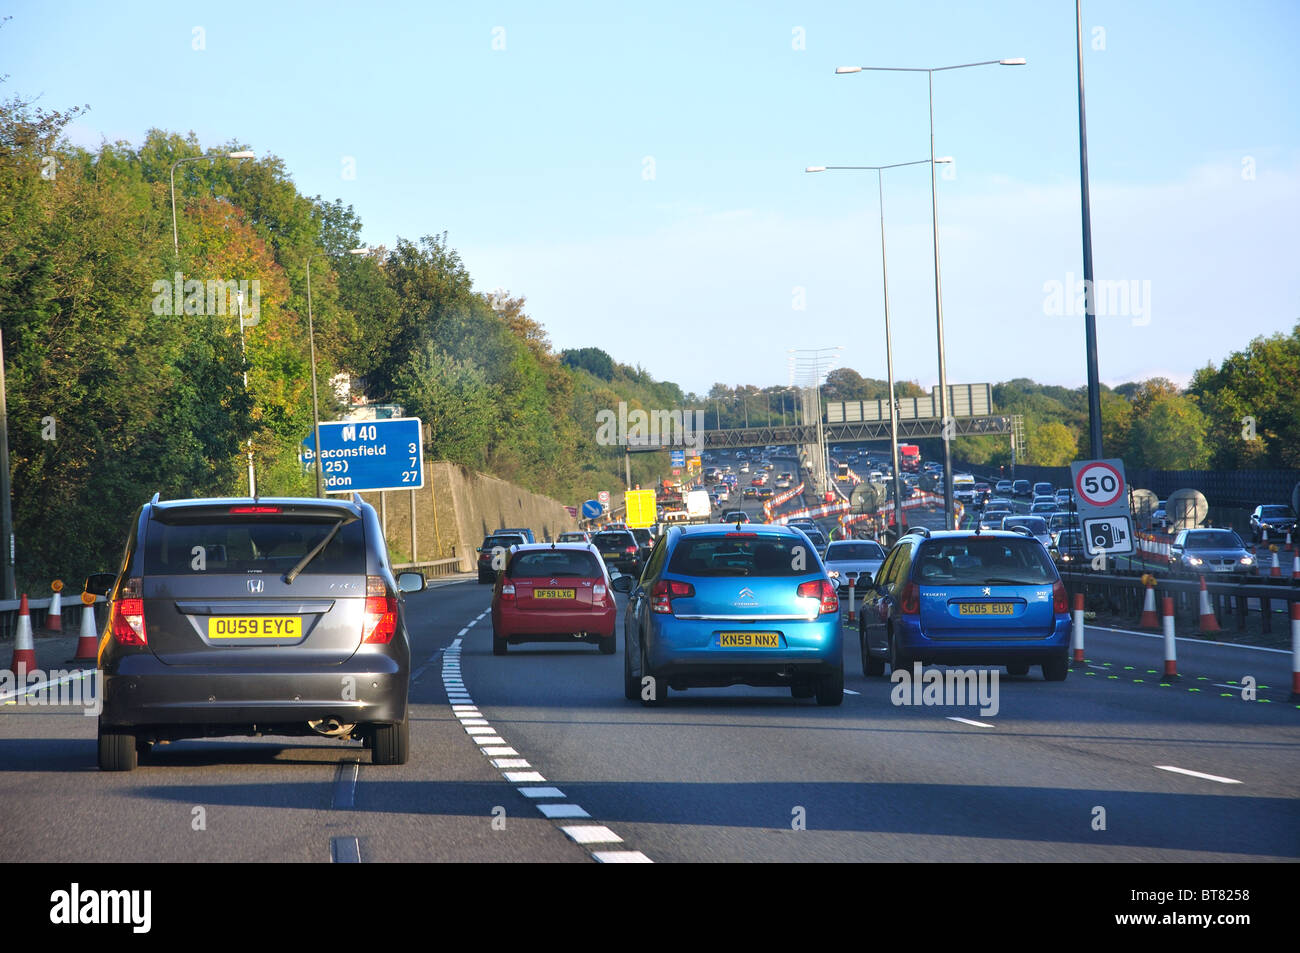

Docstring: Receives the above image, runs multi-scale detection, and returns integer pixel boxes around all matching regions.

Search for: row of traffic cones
[9,589,100,673]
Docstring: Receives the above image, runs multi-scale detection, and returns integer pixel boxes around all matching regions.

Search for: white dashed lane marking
[1155,765,1242,784]
[946,717,996,728]
[538,803,590,819]
[593,851,653,863]
[562,825,623,845]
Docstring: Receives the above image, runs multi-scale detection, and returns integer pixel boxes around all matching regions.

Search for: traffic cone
[1161,595,1178,679]
[1139,577,1159,629]
[1271,546,1281,578]
[45,580,63,632]
[1292,551,1300,582]
[70,591,100,662]
[1196,576,1220,632]
[10,594,36,674]
[1071,592,1085,662]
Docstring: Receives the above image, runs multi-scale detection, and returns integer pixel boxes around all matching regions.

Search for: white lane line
[843,688,860,695]
[451,638,463,648]
[538,803,590,819]
[331,759,360,809]
[473,736,507,746]
[1155,765,1243,784]
[561,825,623,845]
[947,716,996,729]
[517,787,566,799]
[330,836,361,863]
[464,726,497,735]
[456,628,469,637]
[481,746,518,756]
[451,704,478,711]
[1085,625,1289,653]
[593,851,653,864]
[504,771,547,783]
[491,758,532,769]
[458,718,490,726]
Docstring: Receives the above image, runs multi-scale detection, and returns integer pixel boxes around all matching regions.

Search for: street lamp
[170,151,255,257]
[806,158,949,537]
[837,57,1025,529]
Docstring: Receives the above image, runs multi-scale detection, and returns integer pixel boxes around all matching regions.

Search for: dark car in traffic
[591,529,643,575]
[1249,504,1297,543]
[1169,528,1256,576]
[478,532,528,583]
[87,495,425,771]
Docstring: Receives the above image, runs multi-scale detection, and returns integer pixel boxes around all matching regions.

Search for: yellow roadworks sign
[625,489,657,528]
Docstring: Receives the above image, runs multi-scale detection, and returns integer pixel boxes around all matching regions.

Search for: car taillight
[593,583,608,602]
[500,581,516,603]
[796,579,839,615]
[1052,579,1068,614]
[899,581,920,616]
[229,505,281,514]
[363,575,398,644]
[650,579,694,614]
[110,578,146,645]
[625,545,637,554]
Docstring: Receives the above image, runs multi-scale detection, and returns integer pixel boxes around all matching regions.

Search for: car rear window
[826,543,885,561]
[592,532,635,551]
[144,517,366,575]
[484,535,526,549]
[667,534,812,577]
[508,550,603,578]
[913,538,1057,585]
[1003,516,1048,534]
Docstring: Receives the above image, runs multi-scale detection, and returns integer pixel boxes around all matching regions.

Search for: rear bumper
[99,653,408,728]
[493,604,616,639]
[898,616,1070,664]
[646,616,842,686]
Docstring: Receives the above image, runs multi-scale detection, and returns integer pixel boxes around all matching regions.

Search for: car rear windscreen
[1003,517,1048,534]
[144,517,366,575]
[826,543,885,561]
[592,533,634,551]
[508,550,603,578]
[667,534,811,577]
[485,535,526,549]
[913,537,1057,585]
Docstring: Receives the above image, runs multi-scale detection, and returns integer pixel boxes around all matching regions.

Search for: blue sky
[7,0,1298,396]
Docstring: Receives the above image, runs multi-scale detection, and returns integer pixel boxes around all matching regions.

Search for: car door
[624,533,668,675]
[862,541,911,659]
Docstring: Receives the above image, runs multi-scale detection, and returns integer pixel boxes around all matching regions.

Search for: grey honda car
[87,494,424,771]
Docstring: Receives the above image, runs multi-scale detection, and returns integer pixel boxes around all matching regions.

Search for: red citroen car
[491,543,619,655]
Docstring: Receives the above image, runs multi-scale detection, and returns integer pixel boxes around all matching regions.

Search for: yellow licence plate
[719,632,780,648]
[208,616,302,639]
[534,589,576,599]
[958,603,1014,616]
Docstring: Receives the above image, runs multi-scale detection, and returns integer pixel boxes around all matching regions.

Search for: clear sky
[7,0,1298,396]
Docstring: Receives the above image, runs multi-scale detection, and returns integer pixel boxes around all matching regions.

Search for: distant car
[591,530,643,576]
[1032,482,1054,499]
[1170,529,1255,576]
[1000,515,1052,551]
[856,528,1070,680]
[756,487,774,500]
[1054,488,1075,507]
[981,508,1012,528]
[995,480,1013,494]
[742,487,759,499]
[984,497,1014,511]
[1050,528,1087,567]
[823,539,887,595]
[775,478,792,490]
[1047,512,1081,542]
[721,510,751,524]
[1012,480,1032,498]
[1029,501,1059,518]
[497,527,536,544]
[557,531,591,544]
[1249,504,1297,543]
[617,523,843,705]
[974,482,991,496]
[491,543,617,655]
[479,533,528,583]
[631,527,656,560]
[793,525,829,555]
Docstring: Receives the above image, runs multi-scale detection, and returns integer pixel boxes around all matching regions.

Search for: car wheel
[493,635,508,656]
[478,572,492,584]
[816,665,844,706]
[371,718,410,765]
[98,723,137,772]
[1041,654,1069,682]
[791,682,815,699]
[861,624,885,676]
[640,640,667,707]
[1006,662,1029,677]
[888,630,912,675]
[623,635,640,700]
[599,631,616,655]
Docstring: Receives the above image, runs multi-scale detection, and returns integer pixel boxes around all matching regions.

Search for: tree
[1027,420,1077,467]
[1129,393,1210,469]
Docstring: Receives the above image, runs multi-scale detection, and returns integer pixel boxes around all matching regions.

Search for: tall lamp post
[806,158,949,537]
[836,58,1024,528]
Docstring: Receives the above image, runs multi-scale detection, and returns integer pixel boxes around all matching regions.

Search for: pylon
[1139,579,1159,629]
[45,580,63,632]
[1271,546,1282,578]
[1196,576,1220,632]
[70,591,100,662]
[1071,592,1085,662]
[847,581,856,623]
[1292,551,1300,582]
[1161,595,1178,679]
[1290,602,1300,701]
[10,594,36,673]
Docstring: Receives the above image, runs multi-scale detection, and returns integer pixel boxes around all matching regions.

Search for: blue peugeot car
[611,524,843,705]
[856,528,1071,680]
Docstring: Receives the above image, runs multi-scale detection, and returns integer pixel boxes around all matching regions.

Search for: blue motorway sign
[669,450,685,467]
[581,499,603,519]
[300,417,424,493]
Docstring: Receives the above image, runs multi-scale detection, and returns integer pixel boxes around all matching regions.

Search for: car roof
[151,495,364,516]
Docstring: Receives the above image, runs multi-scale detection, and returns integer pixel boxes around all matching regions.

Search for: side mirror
[610,574,634,593]
[396,571,425,594]
[84,572,116,596]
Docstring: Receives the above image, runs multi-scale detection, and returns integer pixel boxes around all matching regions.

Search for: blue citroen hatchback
[613,524,843,705]
[857,528,1071,680]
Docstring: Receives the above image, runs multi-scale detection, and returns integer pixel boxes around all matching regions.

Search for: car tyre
[1041,654,1069,682]
[98,723,137,772]
[640,640,667,707]
[371,718,410,765]
[478,572,492,584]
[599,631,616,655]
[623,635,640,700]
[888,630,913,675]
[861,625,885,676]
[493,635,508,656]
[816,665,844,706]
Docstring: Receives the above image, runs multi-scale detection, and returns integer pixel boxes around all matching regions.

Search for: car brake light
[796,579,839,615]
[500,581,516,603]
[625,545,637,554]
[899,581,920,616]
[650,579,694,614]
[229,505,281,514]
[363,575,398,643]
[110,577,146,645]
[593,582,608,603]
[1052,579,1068,614]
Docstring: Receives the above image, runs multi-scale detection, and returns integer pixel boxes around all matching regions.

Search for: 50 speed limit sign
[1074,461,1125,507]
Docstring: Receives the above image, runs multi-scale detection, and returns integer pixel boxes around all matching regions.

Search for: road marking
[946,717,995,728]
[538,803,590,819]
[481,746,518,756]
[0,669,94,703]
[451,704,478,711]
[504,771,547,783]
[843,688,860,695]
[561,825,623,845]
[593,851,653,863]
[464,726,496,735]
[330,836,361,863]
[1155,765,1242,784]
[518,786,565,799]
[473,736,507,746]
[331,759,360,809]
[492,758,532,769]
[1085,625,1289,653]
[458,718,489,726]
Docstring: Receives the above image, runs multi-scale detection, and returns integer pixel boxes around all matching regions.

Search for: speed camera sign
[1075,461,1125,507]
[1069,458,1134,556]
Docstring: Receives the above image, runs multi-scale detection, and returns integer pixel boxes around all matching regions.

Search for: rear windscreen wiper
[283,516,357,584]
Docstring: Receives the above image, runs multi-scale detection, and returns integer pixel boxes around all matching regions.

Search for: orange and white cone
[10,594,36,674]
[70,591,100,662]
[1271,546,1282,578]
[1161,595,1178,679]
[1291,602,1300,701]
[1197,576,1220,632]
[1292,551,1300,582]
[1139,577,1159,629]
[45,579,63,632]
[1071,592,1085,662]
